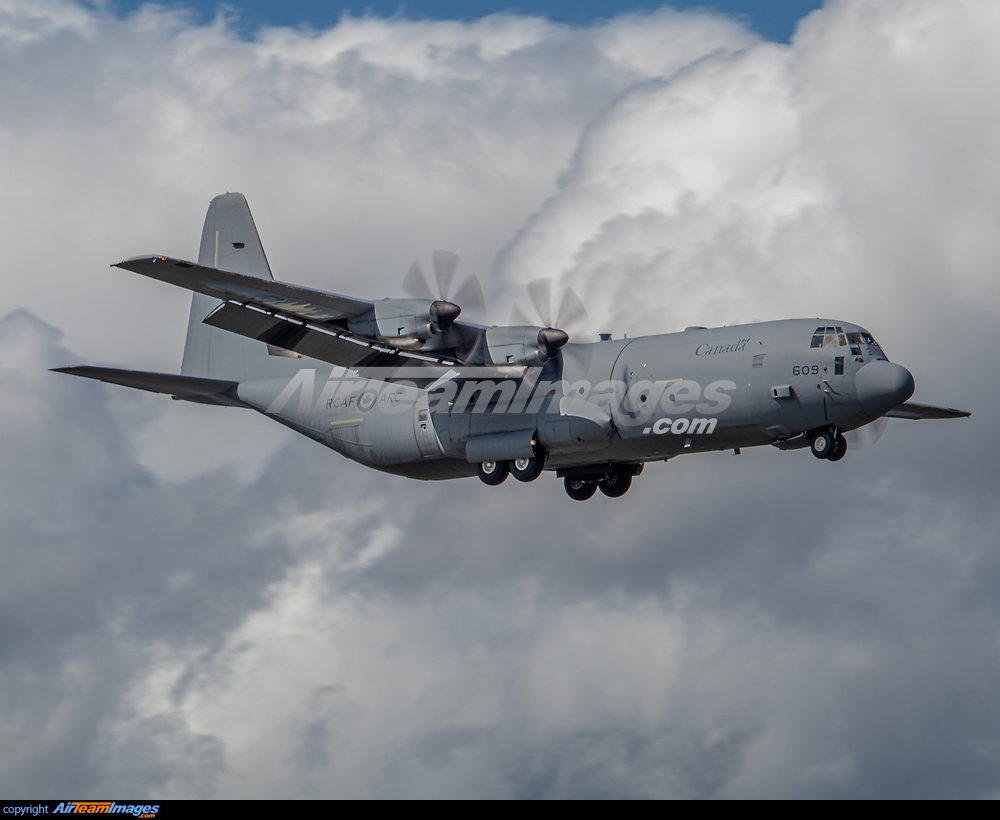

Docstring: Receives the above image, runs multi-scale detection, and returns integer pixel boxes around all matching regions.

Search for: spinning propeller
[844,417,888,451]
[402,249,487,326]
[510,278,592,372]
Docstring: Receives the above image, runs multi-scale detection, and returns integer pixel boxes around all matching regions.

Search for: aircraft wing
[885,402,971,420]
[115,256,475,375]
[52,366,245,406]
[116,256,373,322]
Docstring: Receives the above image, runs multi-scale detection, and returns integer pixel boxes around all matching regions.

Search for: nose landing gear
[810,431,834,458]
[828,432,848,461]
[811,431,848,461]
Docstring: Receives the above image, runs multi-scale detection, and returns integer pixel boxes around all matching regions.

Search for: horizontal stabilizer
[52,366,245,406]
[117,256,373,323]
[885,402,971,420]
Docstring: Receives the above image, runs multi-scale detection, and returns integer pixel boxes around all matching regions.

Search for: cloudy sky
[1,0,998,798]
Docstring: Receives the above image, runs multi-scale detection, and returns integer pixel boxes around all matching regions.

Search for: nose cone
[856,361,915,419]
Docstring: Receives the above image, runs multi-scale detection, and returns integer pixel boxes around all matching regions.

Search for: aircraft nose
[855,361,915,420]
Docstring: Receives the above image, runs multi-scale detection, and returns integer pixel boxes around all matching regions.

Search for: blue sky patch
[97,1,824,43]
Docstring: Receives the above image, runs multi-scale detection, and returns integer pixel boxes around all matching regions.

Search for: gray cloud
[0,0,998,799]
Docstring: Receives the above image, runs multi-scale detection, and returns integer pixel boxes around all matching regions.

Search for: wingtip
[113,255,171,268]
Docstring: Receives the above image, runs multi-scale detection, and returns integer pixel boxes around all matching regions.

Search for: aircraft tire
[564,476,597,501]
[511,453,545,482]
[599,467,632,498]
[827,433,848,462]
[478,460,510,485]
[810,432,834,459]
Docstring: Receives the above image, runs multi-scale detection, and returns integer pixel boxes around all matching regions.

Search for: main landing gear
[511,455,545,482]
[810,430,847,461]
[476,455,641,501]
[477,453,545,486]
[563,464,640,501]
[564,476,597,501]
[477,460,510,485]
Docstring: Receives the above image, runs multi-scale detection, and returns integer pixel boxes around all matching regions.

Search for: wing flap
[885,402,971,420]
[202,302,447,383]
[52,366,245,406]
[204,302,383,369]
[116,256,372,323]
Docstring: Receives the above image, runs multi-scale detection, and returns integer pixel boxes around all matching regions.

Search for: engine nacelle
[348,298,460,351]
[478,326,569,367]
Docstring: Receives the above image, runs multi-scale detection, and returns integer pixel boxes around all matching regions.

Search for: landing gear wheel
[478,460,510,485]
[511,452,545,482]
[827,433,848,462]
[564,476,597,501]
[811,432,834,459]
[599,467,632,498]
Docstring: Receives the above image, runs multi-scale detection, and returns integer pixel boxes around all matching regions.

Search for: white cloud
[0,0,94,44]
[1,0,999,799]
[0,1,752,372]
[497,0,1000,352]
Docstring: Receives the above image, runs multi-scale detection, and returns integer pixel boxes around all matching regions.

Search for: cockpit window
[810,326,849,348]
[812,327,888,360]
[847,330,888,361]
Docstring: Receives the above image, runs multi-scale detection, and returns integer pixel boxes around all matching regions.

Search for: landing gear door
[413,391,444,458]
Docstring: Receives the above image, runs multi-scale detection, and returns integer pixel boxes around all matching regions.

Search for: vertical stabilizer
[181,193,274,380]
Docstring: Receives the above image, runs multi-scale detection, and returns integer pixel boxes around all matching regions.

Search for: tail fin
[181,193,274,380]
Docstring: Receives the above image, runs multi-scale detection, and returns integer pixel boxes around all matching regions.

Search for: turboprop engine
[472,325,570,367]
[347,298,461,351]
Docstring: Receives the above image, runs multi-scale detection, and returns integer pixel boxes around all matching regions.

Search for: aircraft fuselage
[233,318,914,482]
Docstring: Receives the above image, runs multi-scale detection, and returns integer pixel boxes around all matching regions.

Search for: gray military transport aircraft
[56,193,970,500]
